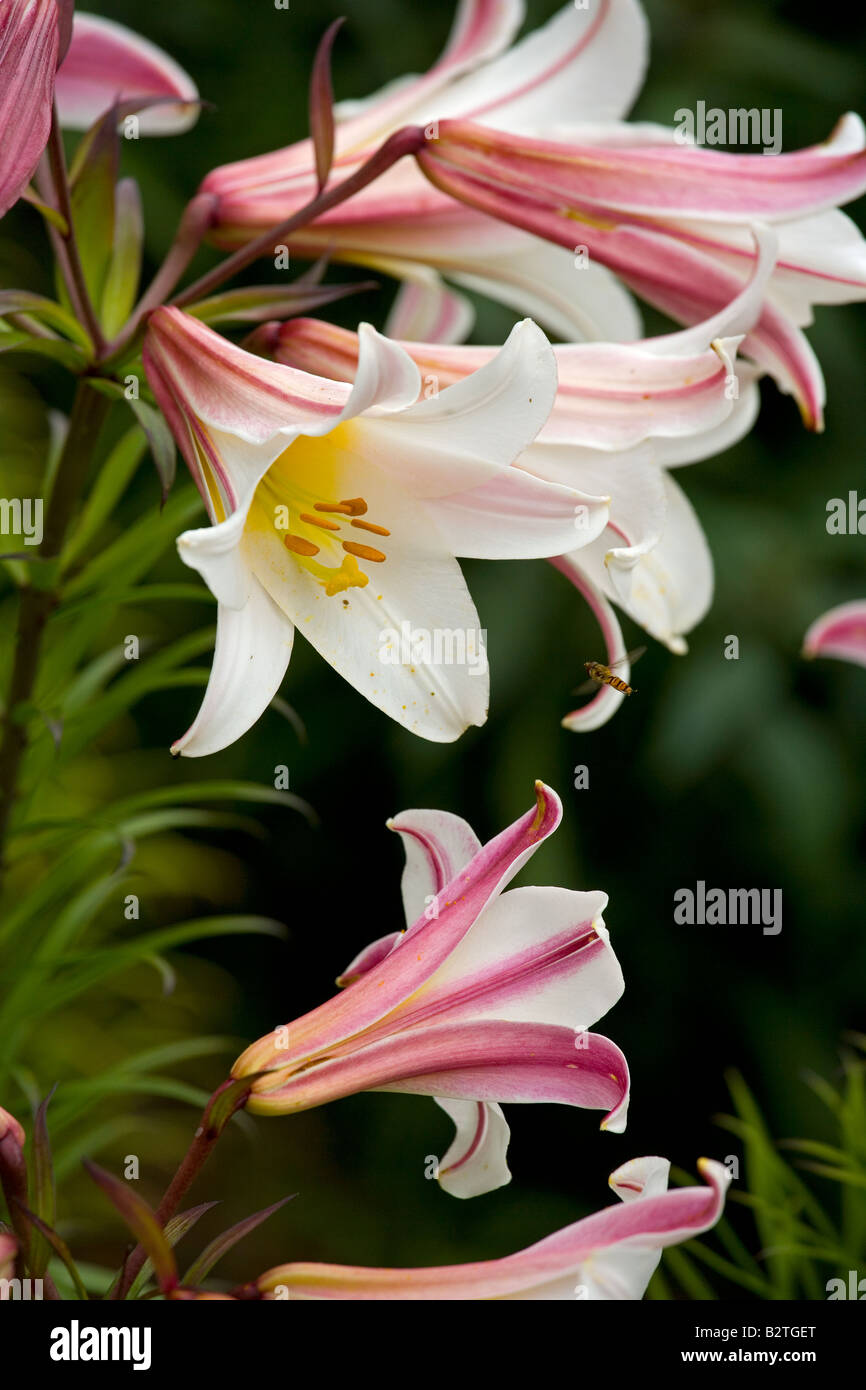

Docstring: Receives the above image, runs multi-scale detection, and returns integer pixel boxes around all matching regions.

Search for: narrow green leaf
[84,1160,178,1294]
[183,1196,294,1288]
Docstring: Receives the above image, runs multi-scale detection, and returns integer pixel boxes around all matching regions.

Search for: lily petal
[803,600,866,668]
[0,0,57,220]
[435,1097,511,1198]
[552,558,631,732]
[388,806,481,924]
[171,581,294,759]
[246,1018,630,1132]
[55,12,200,135]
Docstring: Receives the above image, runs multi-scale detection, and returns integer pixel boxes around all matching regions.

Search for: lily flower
[255,1156,729,1299]
[265,236,771,727]
[0,4,198,223]
[233,783,629,1198]
[198,0,654,343]
[143,309,605,754]
[415,114,866,429]
[803,600,866,669]
[199,0,866,424]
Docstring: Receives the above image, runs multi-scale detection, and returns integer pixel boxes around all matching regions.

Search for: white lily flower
[143,310,606,754]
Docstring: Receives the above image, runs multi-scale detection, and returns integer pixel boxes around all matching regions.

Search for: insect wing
[606,645,647,673]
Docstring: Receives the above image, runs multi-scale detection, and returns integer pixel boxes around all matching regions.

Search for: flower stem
[44,105,106,356]
[0,380,110,880]
[171,124,426,309]
[112,1077,253,1300]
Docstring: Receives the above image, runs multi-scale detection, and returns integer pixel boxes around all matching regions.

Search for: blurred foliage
[0,0,865,1295]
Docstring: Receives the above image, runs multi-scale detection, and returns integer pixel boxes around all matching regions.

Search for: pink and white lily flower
[416,112,866,430]
[198,0,654,345]
[0,3,197,222]
[803,600,866,669]
[256,1156,729,1299]
[143,309,605,754]
[233,783,629,1198]
[265,236,771,728]
[199,0,866,425]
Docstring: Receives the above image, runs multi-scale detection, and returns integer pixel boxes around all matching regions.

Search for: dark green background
[5,0,866,1287]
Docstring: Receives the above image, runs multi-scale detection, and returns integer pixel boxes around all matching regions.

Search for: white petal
[377,318,557,496]
[426,0,649,129]
[428,467,609,560]
[388,807,482,925]
[413,885,622,1031]
[172,581,294,758]
[435,1098,512,1199]
[582,473,713,649]
[245,449,490,742]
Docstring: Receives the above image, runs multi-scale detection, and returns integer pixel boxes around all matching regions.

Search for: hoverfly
[573,646,647,697]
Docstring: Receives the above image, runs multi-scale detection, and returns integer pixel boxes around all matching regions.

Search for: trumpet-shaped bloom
[198,0,653,343]
[266,238,770,726]
[143,309,606,754]
[0,0,58,219]
[200,0,866,422]
[803,600,866,668]
[416,114,866,428]
[55,12,200,135]
[257,1156,729,1299]
[233,783,629,1198]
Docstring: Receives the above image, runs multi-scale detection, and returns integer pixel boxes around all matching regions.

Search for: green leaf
[100,178,143,338]
[188,278,378,326]
[0,330,86,369]
[84,1161,178,1295]
[127,1201,220,1300]
[0,291,93,347]
[28,1088,57,1278]
[124,398,176,501]
[182,1195,294,1288]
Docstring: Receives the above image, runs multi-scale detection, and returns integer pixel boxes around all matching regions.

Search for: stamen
[339,497,368,516]
[351,519,390,536]
[300,511,341,531]
[284,534,320,557]
[314,501,354,515]
[342,541,386,563]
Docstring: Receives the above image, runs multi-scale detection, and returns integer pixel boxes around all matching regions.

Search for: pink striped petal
[385,273,475,344]
[336,932,404,987]
[803,600,866,668]
[245,1019,630,1131]
[435,1097,511,1198]
[257,1157,727,1300]
[55,13,199,135]
[388,806,481,924]
[233,782,563,1076]
[551,557,632,732]
[420,116,866,224]
[0,0,58,220]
